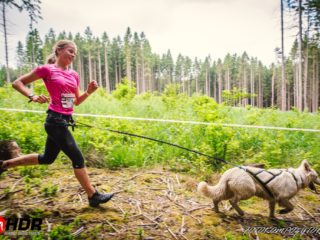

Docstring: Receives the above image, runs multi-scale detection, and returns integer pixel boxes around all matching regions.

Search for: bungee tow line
[72,120,277,199]
[74,120,228,165]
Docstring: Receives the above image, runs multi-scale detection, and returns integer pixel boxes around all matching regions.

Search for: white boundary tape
[0,107,319,133]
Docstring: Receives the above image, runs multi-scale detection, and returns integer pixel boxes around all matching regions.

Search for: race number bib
[61,93,75,109]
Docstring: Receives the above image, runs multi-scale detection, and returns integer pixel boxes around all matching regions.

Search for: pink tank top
[33,64,79,115]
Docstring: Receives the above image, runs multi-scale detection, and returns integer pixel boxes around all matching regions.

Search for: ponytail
[46,53,56,64]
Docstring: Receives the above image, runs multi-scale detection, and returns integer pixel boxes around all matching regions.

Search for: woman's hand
[74,81,98,106]
[30,95,50,104]
[86,81,98,95]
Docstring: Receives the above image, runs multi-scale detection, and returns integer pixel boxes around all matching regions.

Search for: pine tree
[1,0,41,83]
[26,29,43,67]
[16,41,26,75]
[124,27,132,82]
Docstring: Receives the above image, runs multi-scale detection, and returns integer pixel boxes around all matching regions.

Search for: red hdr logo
[0,216,6,234]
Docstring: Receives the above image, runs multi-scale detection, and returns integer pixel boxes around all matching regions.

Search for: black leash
[73,120,276,199]
[75,121,228,164]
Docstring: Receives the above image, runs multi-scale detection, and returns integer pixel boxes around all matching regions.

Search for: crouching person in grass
[0,39,114,207]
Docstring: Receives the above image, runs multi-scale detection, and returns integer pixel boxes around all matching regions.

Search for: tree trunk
[77,54,84,90]
[81,55,86,90]
[126,48,132,82]
[312,52,319,112]
[136,57,140,94]
[218,71,222,103]
[2,2,10,83]
[225,68,230,91]
[243,67,248,106]
[195,76,199,94]
[250,66,254,106]
[88,50,93,82]
[294,63,298,108]
[258,68,263,108]
[297,0,303,111]
[213,74,216,101]
[92,59,96,83]
[104,45,110,93]
[115,61,119,87]
[303,47,308,111]
[118,55,122,84]
[316,53,319,111]
[280,0,286,111]
[98,48,102,88]
[205,67,209,96]
[271,66,275,107]
[141,57,145,93]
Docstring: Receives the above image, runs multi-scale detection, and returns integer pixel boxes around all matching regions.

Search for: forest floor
[0,164,319,240]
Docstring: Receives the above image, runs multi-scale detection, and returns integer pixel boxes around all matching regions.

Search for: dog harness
[238,166,301,199]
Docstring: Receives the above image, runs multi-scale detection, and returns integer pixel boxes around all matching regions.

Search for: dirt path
[0,165,319,239]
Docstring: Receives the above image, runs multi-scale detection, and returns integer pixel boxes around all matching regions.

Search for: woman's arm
[12,71,50,103]
[74,80,98,106]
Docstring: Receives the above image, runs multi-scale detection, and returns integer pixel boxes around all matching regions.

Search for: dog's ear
[301,159,311,172]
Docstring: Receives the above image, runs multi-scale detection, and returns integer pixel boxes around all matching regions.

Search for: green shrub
[41,184,58,197]
[112,78,136,102]
[49,224,74,240]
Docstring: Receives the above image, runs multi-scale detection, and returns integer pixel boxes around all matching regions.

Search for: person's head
[51,40,77,67]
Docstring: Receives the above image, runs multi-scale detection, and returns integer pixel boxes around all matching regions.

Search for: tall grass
[1,84,319,174]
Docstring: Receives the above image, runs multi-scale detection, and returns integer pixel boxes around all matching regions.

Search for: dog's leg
[229,199,244,216]
[213,200,220,213]
[278,199,294,214]
[268,200,276,218]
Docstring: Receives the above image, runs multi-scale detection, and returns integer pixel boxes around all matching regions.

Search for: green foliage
[20,166,48,178]
[112,78,136,102]
[24,177,41,194]
[287,235,304,240]
[191,95,219,121]
[29,208,45,218]
[33,81,48,96]
[222,88,250,106]
[88,224,102,238]
[137,227,145,240]
[95,87,108,97]
[1,86,320,174]
[224,232,236,240]
[0,66,5,87]
[161,83,180,108]
[49,224,74,240]
[31,233,46,240]
[41,183,58,197]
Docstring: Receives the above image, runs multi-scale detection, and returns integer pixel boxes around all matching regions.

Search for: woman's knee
[72,158,85,169]
[38,154,56,165]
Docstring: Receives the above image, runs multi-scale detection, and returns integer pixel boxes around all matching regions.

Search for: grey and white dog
[198,160,320,218]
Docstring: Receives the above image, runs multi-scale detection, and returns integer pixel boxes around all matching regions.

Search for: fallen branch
[163,223,179,240]
[180,214,185,235]
[104,219,120,233]
[72,226,85,237]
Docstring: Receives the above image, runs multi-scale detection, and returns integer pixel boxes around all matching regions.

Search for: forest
[1,0,320,112]
[1,1,320,239]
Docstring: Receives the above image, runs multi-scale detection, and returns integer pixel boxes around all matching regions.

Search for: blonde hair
[46,40,77,64]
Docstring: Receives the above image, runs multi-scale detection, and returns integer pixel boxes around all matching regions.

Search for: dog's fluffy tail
[197,180,227,202]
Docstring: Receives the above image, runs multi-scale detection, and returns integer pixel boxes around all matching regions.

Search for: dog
[0,140,21,160]
[198,160,320,218]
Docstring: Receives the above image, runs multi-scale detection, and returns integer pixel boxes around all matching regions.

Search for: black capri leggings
[38,110,85,169]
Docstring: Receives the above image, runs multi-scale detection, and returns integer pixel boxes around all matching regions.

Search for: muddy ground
[0,164,319,240]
